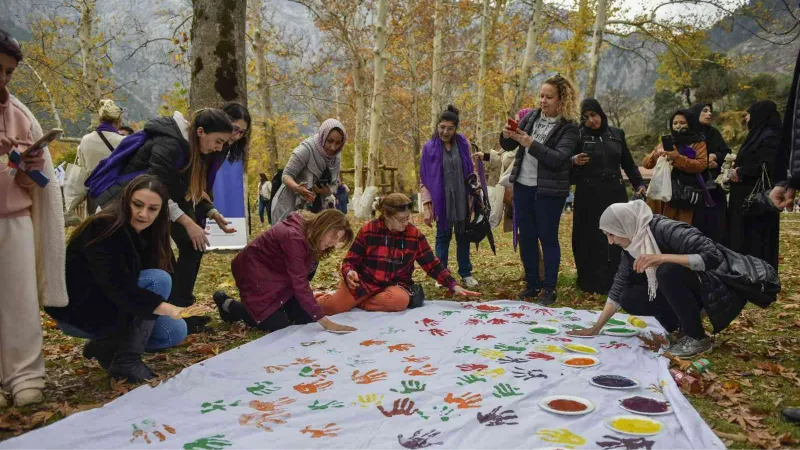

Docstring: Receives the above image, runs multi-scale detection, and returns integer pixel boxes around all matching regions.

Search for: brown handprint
[424,328,450,336]
[300,423,341,438]
[248,397,295,412]
[293,379,334,394]
[264,365,288,374]
[388,343,415,352]
[403,355,430,363]
[239,398,296,432]
[351,369,388,384]
[377,398,419,417]
[129,421,176,444]
[360,339,387,347]
[291,357,317,365]
[444,392,482,409]
[404,364,438,376]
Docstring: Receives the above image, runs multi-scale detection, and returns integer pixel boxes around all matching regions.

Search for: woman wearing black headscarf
[570,98,646,294]
[689,103,731,243]
[728,100,782,269]
[642,109,710,224]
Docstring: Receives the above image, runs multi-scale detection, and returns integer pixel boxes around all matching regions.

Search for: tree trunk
[408,24,422,190]
[476,0,491,151]
[351,64,368,213]
[585,0,607,98]
[22,61,62,130]
[510,0,543,117]
[77,0,100,112]
[358,0,389,219]
[429,0,444,134]
[251,0,280,176]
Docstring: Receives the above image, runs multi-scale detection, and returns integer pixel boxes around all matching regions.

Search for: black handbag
[670,178,703,209]
[741,164,781,216]
[407,283,425,309]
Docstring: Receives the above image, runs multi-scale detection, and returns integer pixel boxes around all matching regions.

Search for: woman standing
[571,98,646,294]
[420,105,480,288]
[213,209,356,333]
[642,109,709,224]
[271,119,345,224]
[76,99,125,214]
[46,175,187,383]
[317,194,479,315]
[499,74,580,305]
[689,103,731,242]
[728,100,782,269]
[0,29,68,407]
[257,173,272,224]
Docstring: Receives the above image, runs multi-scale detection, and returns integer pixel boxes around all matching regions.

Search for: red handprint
[351,369,388,384]
[505,312,525,318]
[377,398,419,417]
[474,334,495,341]
[602,342,631,349]
[476,304,502,312]
[423,328,450,336]
[404,364,438,376]
[445,392,483,409]
[464,319,481,326]
[487,318,508,325]
[293,379,334,394]
[532,308,553,316]
[388,343,415,352]
[402,355,430,363]
[457,363,489,372]
[419,318,441,328]
[519,305,533,311]
[525,351,555,361]
[547,337,573,343]
[360,339,387,347]
[462,304,476,309]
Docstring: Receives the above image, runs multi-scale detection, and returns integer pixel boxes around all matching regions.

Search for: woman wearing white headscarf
[567,200,767,358]
[271,119,346,225]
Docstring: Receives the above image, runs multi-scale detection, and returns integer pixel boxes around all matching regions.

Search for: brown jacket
[643,141,708,224]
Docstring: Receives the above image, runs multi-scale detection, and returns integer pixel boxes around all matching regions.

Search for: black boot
[213,291,235,323]
[782,407,800,423]
[108,318,157,383]
[184,316,212,334]
[82,339,116,370]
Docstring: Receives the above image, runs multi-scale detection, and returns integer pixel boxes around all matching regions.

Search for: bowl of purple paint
[618,395,673,416]
[590,375,640,390]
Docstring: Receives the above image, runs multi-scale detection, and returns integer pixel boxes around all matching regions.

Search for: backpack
[713,245,780,308]
[85,131,150,199]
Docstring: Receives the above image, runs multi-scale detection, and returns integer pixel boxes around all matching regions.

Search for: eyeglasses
[392,202,414,212]
[231,125,246,137]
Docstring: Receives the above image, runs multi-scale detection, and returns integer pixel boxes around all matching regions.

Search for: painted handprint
[512,366,548,381]
[477,406,519,427]
[534,344,566,354]
[526,351,555,361]
[290,357,317,365]
[423,328,450,337]
[494,343,526,354]
[473,313,490,320]
[183,434,232,450]
[351,369,388,384]
[456,374,487,386]
[247,381,281,396]
[475,367,505,379]
[360,339,387,347]
[293,379,334,394]
[308,400,345,411]
[487,318,508,325]
[404,364,438,376]
[505,312,525,319]
[439,310,460,316]
[596,435,655,450]
[515,320,538,326]
[536,428,587,447]
[398,429,444,449]
[299,365,338,379]
[300,340,326,347]
[477,349,506,360]
[473,334,495,341]
[247,397,295,412]
[389,343,415,352]
[432,405,455,421]
[456,363,488,372]
[453,346,480,354]
[547,337,573,343]
[497,356,529,364]
[390,380,427,394]
[531,308,553,316]
[201,399,241,414]
[418,318,440,327]
[130,420,176,444]
[378,398,419,417]
[239,398,294,431]
[444,392,482,409]
[463,318,482,326]
[602,341,631,350]
[492,383,523,398]
[346,355,376,367]
[300,423,340,439]
[476,304,502,312]
[403,355,430,363]
[353,393,384,408]
[263,365,288,374]
[515,337,539,346]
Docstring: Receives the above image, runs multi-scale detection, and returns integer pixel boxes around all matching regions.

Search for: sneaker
[518,288,540,302]
[213,291,235,323]
[462,276,479,288]
[670,336,712,358]
[536,289,557,307]
[13,388,43,407]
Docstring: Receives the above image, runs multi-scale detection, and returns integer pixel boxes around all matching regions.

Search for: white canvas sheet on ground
[2,301,725,449]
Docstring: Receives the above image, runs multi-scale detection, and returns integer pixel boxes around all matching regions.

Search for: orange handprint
[293,379,334,394]
[291,357,317,365]
[404,364,438,376]
[351,369,388,384]
[360,339,387,347]
[248,397,295,412]
[445,392,483,409]
[388,343,415,352]
[403,355,430,363]
[239,397,296,432]
[264,365,288,374]
[300,423,341,439]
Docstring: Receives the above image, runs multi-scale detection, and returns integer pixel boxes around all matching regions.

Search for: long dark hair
[222,102,251,163]
[0,29,23,62]
[184,108,233,203]
[69,175,173,271]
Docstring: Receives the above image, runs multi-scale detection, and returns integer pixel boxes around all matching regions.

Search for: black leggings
[227,297,314,332]
[169,221,204,307]
[617,263,706,339]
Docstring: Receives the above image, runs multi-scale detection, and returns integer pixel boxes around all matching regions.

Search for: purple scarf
[677,144,715,207]
[96,122,119,134]
[420,133,474,229]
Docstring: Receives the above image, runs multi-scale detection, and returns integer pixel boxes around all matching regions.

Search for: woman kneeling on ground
[567,200,775,358]
[214,209,356,333]
[46,175,187,383]
[316,193,480,316]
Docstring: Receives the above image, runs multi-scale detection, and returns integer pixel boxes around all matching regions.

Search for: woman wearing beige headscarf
[566,200,761,359]
[77,99,125,213]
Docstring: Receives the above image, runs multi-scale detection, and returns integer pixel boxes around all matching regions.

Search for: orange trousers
[316,280,410,316]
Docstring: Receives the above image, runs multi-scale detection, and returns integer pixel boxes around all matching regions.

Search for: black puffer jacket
[122,117,215,218]
[573,127,644,189]
[608,215,749,333]
[499,109,579,197]
[776,45,800,189]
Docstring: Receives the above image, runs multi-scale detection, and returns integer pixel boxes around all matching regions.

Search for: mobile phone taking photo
[507,118,518,132]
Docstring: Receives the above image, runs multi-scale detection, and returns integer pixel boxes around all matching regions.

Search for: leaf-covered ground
[2,213,799,448]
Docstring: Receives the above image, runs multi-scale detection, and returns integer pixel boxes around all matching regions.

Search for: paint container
[627,316,647,329]
[670,369,702,393]
[688,358,711,375]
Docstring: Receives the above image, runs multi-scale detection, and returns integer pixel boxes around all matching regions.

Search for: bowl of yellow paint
[604,415,664,436]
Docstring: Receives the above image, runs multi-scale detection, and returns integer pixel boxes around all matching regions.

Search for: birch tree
[475,0,492,151]
[429,0,444,134]
[585,0,607,98]
[510,0,543,117]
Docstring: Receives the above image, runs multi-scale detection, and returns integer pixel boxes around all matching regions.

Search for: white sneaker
[462,276,479,288]
[13,388,43,407]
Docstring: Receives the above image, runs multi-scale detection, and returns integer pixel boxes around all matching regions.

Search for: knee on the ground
[655,262,685,282]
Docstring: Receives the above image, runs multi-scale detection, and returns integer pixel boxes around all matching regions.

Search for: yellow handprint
[535,428,586,448]
[534,344,566,354]
[353,393,385,408]
[475,367,505,379]
[477,349,506,360]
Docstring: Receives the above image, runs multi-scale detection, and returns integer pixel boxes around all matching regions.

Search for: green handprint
[439,310,461,316]
[200,400,241,414]
[390,380,427,394]
[494,343,526,354]
[308,400,345,411]
[456,374,487,386]
[454,346,480,354]
[246,381,280,396]
[492,383,523,398]
[515,337,539,346]
[516,320,538,326]
[473,313,490,320]
[183,434,232,450]
[433,405,456,422]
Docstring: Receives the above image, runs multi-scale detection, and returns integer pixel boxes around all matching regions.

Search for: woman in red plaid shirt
[316,194,480,315]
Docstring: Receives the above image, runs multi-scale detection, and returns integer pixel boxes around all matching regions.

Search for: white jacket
[77,130,124,173]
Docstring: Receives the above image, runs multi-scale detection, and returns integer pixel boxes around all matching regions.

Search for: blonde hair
[98,99,123,122]
[543,74,579,122]
[298,209,354,261]
[377,193,413,218]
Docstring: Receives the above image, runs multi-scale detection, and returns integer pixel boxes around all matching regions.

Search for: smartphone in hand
[507,118,518,132]
[660,134,674,153]
[7,128,62,187]
[582,141,596,157]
